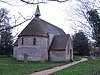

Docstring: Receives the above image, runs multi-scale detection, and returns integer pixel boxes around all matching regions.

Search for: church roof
[14,3,71,51]
[18,17,65,37]
[15,17,71,51]
[15,9,71,51]
[49,34,70,51]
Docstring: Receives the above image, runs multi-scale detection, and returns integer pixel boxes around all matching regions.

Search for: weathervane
[20,0,69,4]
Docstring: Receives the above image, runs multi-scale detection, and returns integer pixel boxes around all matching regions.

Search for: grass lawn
[73,55,82,61]
[50,60,100,75]
[0,57,67,75]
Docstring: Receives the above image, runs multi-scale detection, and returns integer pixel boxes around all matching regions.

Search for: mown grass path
[50,60,100,75]
[30,58,87,75]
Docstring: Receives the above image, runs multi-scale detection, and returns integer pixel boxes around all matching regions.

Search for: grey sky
[0,0,78,37]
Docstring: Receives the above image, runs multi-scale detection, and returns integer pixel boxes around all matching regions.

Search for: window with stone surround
[68,45,69,55]
[33,38,36,45]
[22,38,24,45]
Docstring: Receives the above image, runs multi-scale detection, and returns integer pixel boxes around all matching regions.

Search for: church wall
[50,51,66,61]
[18,36,48,47]
[13,36,49,61]
[65,37,73,60]
[14,46,48,61]
[48,34,54,46]
[49,37,73,61]
[13,46,17,58]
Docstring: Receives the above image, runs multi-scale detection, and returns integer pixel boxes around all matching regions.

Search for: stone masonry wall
[65,37,73,60]
[49,37,73,61]
[14,46,48,61]
[18,36,48,47]
[50,51,66,61]
[48,34,54,46]
[13,36,49,61]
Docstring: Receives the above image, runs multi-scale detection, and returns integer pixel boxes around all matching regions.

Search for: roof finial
[35,5,41,17]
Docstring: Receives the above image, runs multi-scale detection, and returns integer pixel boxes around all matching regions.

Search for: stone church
[13,5,73,61]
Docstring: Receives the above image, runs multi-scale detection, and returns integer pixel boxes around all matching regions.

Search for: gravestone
[24,53,28,63]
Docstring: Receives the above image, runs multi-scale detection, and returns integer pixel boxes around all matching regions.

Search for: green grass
[73,55,82,61]
[50,60,100,75]
[0,57,67,75]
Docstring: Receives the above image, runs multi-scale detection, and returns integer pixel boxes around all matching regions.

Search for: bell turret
[35,5,41,17]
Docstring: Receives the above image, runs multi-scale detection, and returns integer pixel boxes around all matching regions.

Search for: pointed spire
[35,5,41,17]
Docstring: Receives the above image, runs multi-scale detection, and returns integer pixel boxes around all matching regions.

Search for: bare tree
[0,0,70,40]
[0,8,13,56]
[67,0,100,39]
[0,0,69,31]
[0,0,13,5]
[0,0,69,5]
[20,0,69,4]
[0,0,22,6]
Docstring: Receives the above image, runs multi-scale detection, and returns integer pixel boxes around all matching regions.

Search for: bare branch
[56,0,69,3]
[0,0,22,6]
[20,0,70,4]
[0,18,31,32]
[0,0,13,6]
[20,0,48,4]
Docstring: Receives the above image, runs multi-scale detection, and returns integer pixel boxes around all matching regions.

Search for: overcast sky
[0,0,76,37]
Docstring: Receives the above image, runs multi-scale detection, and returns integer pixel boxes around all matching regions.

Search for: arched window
[33,38,36,45]
[22,38,24,45]
[68,45,69,55]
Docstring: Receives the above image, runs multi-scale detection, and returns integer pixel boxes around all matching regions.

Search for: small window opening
[68,45,70,55]
[22,38,24,45]
[33,38,36,45]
